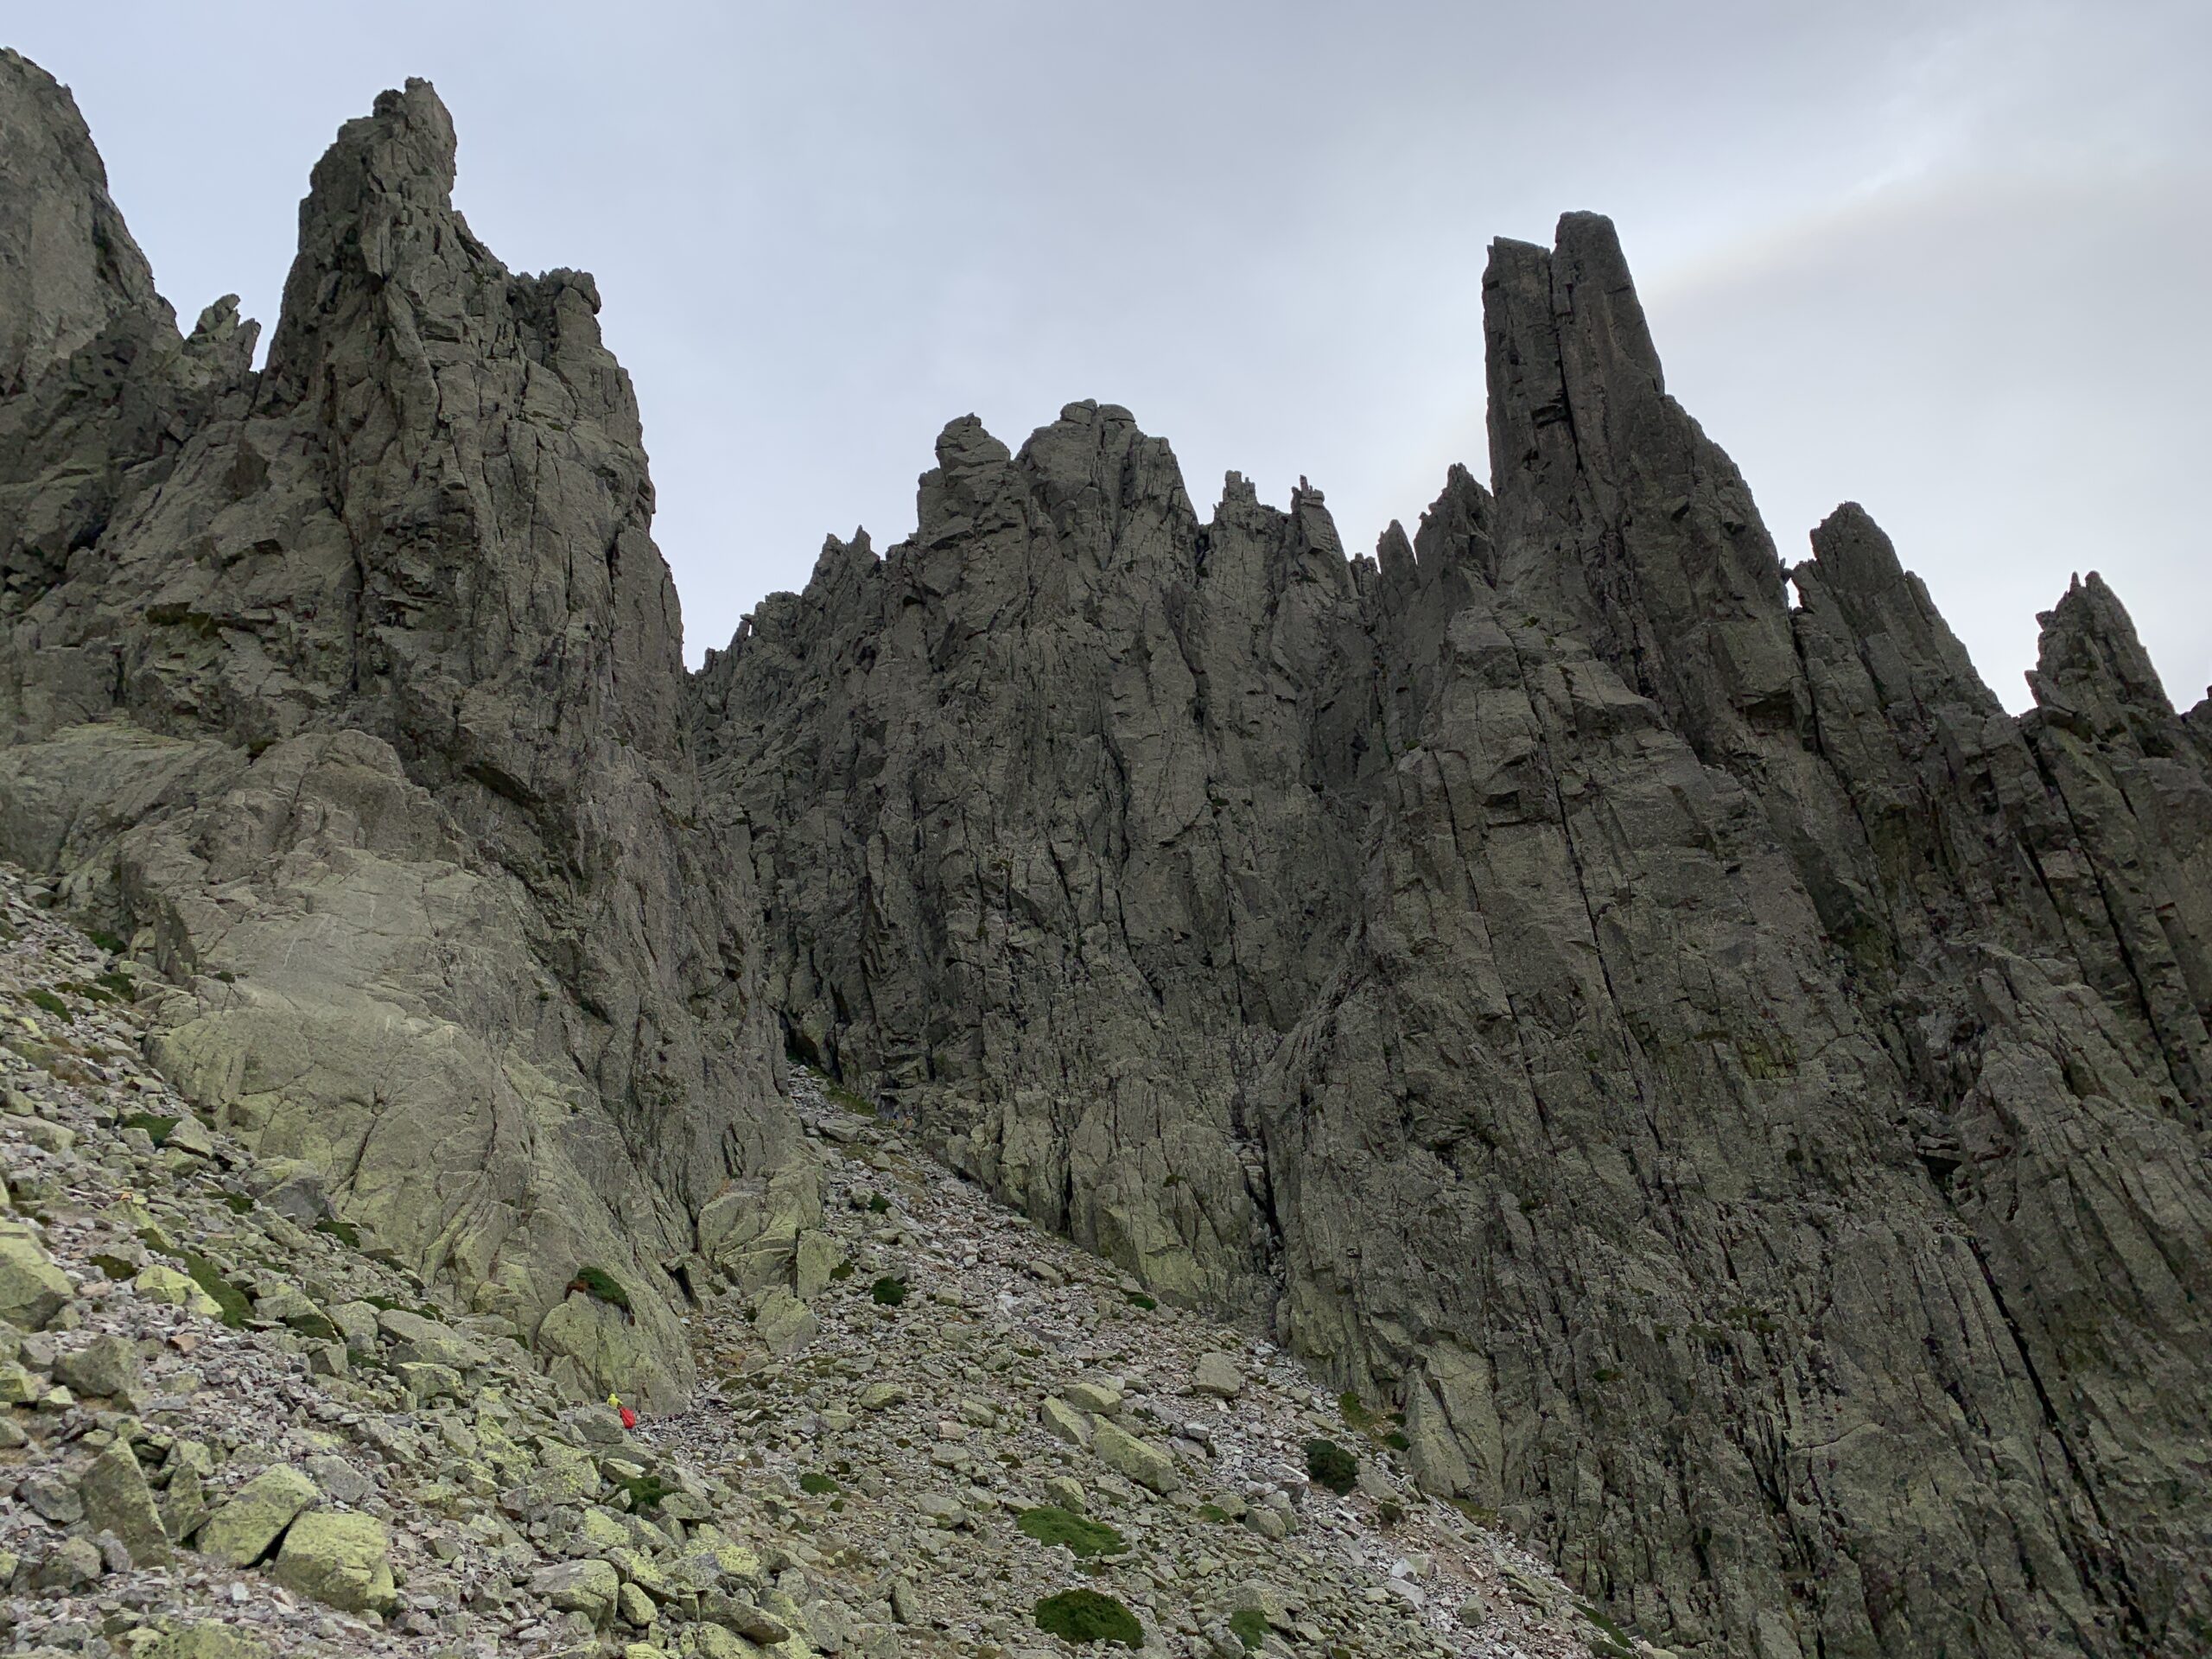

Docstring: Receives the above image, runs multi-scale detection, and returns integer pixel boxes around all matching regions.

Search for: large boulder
[0,1223,71,1329]
[78,1440,169,1566]
[270,1510,397,1615]
[193,1465,318,1567]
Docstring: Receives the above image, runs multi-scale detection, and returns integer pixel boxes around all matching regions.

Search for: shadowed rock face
[0,54,795,1408]
[702,219,2212,1653]
[3,46,2207,1657]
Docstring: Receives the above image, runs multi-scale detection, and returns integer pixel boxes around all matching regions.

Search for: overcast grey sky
[12,2,2207,709]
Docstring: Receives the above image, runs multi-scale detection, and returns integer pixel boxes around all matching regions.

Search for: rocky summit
[0,46,2207,1659]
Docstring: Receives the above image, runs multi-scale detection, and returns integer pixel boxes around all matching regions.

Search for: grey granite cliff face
[0,54,797,1407]
[2,46,2206,1657]
[702,219,2211,1654]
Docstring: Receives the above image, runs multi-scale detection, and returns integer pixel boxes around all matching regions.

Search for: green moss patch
[119,1113,179,1147]
[613,1471,671,1514]
[1014,1505,1125,1557]
[27,988,71,1021]
[1123,1290,1158,1311]
[824,1078,876,1116]
[567,1265,632,1312]
[314,1216,361,1248]
[1228,1610,1269,1650]
[799,1471,839,1496]
[1033,1589,1143,1648]
[1306,1437,1358,1496]
[181,1252,251,1328]
[870,1275,907,1307]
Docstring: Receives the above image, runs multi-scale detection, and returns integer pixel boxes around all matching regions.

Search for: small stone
[857,1381,906,1411]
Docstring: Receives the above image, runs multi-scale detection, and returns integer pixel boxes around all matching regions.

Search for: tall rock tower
[0,54,798,1407]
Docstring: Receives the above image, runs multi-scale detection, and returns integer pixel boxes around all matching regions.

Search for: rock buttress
[0,60,798,1408]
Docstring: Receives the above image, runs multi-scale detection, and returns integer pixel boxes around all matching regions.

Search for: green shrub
[568,1265,632,1311]
[799,1471,839,1496]
[1339,1391,1376,1431]
[870,1275,906,1306]
[27,988,70,1021]
[119,1113,179,1147]
[613,1472,671,1514]
[1033,1589,1143,1648]
[1228,1610,1269,1650]
[86,930,126,954]
[865,1193,891,1215]
[1196,1503,1232,1524]
[1306,1437,1358,1496]
[1014,1505,1125,1557]
[1376,1498,1404,1529]
[94,972,136,1000]
[222,1194,255,1215]
[828,1261,855,1281]
[314,1216,361,1248]
[1123,1290,1157,1311]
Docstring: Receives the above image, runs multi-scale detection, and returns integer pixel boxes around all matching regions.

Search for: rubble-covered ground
[0,861,1637,1659]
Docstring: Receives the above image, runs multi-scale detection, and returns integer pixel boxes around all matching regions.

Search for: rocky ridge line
[701,222,2212,1657]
